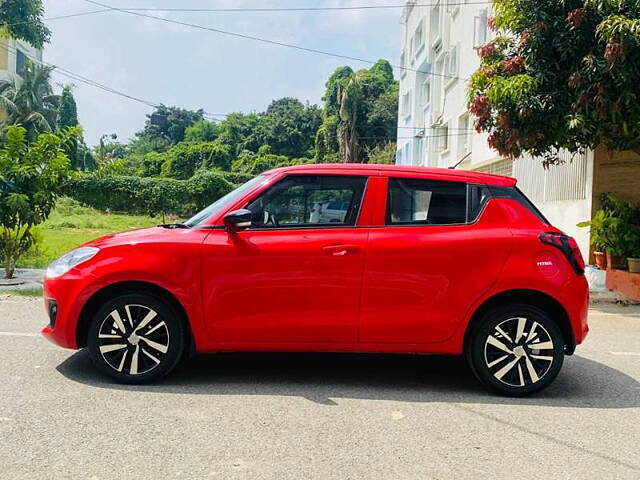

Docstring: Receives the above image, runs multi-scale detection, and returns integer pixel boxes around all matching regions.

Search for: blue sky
[42,0,401,145]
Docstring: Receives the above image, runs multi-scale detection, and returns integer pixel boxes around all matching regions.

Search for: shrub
[65,171,237,217]
[160,141,231,180]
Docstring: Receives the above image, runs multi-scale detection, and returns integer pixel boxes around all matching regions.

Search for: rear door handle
[323,244,360,256]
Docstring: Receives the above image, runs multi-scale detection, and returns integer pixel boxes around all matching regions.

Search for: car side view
[42,164,589,396]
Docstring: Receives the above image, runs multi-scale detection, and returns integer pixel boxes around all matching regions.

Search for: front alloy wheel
[88,293,185,384]
[468,304,564,396]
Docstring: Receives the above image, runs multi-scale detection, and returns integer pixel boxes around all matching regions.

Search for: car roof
[265,163,517,187]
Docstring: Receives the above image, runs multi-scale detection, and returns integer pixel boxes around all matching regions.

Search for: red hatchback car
[43,164,589,396]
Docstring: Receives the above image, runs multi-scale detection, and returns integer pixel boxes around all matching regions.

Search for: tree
[467,0,640,165]
[245,98,322,158]
[184,119,220,142]
[56,85,80,168]
[0,64,59,141]
[0,125,78,278]
[316,60,398,163]
[0,0,50,48]
[130,105,204,153]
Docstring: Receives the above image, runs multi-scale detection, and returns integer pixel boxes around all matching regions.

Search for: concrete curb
[0,269,45,291]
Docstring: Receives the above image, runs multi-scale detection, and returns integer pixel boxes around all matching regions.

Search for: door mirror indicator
[224,209,252,232]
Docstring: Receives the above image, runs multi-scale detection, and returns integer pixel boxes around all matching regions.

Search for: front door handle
[323,244,360,256]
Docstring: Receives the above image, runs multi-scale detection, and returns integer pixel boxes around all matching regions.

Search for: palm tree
[0,64,59,140]
[337,72,363,163]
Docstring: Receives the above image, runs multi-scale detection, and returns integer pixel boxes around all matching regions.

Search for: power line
[0,42,227,120]
[0,43,478,137]
[83,0,469,82]
[0,9,113,28]
[2,1,492,27]
[69,2,491,13]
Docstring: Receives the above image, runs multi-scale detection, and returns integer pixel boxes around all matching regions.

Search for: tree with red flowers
[467,0,640,165]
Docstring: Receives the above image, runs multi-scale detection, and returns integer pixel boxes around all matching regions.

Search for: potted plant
[627,226,640,274]
[578,209,612,270]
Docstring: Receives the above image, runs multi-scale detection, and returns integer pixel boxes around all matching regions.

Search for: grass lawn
[18,198,165,268]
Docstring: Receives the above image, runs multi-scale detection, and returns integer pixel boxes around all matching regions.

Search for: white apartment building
[396,0,596,256]
[0,37,42,82]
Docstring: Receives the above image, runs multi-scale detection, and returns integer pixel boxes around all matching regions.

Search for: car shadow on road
[57,349,639,408]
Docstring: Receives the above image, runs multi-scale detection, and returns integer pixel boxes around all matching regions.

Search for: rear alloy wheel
[88,293,185,384]
[467,304,564,396]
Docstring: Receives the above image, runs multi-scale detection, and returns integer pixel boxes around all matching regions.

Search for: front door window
[245,175,367,228]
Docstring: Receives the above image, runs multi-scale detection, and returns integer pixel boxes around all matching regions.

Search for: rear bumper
[561,274,589,350]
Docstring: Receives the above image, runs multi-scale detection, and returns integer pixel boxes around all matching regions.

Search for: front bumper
[41,269,98,349]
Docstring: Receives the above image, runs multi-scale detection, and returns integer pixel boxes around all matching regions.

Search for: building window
[446,44,459,78]
[420,77,431,107]
[402,91,411,118]
[437,123,449,153]
[457,113,471,156]
[413,20,424,57]
[400,51,407,77]
[474,8,488,47]
[430,3,442,47]
[16,49,27,77]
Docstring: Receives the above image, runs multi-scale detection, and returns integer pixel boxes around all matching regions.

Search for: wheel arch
[463,289,576,355]
[76,280,193,351]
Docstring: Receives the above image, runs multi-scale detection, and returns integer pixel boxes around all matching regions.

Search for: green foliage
[0,125,78,278]
[0,0,50,48]
[316,60,398,163]
[130,104,204,154]
[243,98,321,158]
[366,142,397,164]
[65,170,236,217]
[579,193,640,256]
[56,85,80,169]
[184,119,220,142]
[215,112,261,157]
[469,0,640,163]
[160,141,231,180]
[0,64,59,141]
[231,146,311,175]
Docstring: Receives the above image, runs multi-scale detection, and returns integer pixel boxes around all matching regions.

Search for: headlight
[46,247,99,278]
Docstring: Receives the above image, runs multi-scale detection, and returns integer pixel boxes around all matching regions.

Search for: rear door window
[387,178,468,225]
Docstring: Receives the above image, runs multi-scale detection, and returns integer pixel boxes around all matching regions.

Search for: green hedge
[65,170,237,217]
[160,141,231,180]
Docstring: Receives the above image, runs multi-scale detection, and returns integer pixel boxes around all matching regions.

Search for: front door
[201,174,369,345]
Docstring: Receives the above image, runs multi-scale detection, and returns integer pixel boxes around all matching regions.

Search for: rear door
[360,176,512,344]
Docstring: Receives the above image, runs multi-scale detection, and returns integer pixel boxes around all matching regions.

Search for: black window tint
[489,186,549,223]
[387,178,467,225]
[16,50,27,77]
[246,175,367,228]
[467,184,491,222]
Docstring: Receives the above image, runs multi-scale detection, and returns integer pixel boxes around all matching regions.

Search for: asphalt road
[1,296,639,480]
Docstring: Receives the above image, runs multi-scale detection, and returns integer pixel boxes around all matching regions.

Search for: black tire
[466,304,564,396]
[87,293,185,384]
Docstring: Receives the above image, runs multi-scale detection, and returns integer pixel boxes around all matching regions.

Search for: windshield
[184,175,267,227]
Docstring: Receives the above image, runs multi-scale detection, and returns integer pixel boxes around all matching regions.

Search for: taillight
[539,232,585,275]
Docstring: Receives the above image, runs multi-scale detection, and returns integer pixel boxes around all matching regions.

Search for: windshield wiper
[158,223,191,229]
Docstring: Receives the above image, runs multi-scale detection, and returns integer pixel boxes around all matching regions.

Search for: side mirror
[224,209,252,232]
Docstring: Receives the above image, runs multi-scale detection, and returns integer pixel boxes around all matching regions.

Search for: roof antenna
[449,151,472,169]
